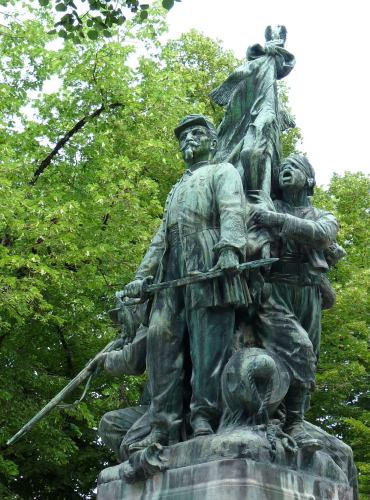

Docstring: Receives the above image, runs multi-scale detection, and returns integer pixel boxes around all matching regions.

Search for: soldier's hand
[265,41,281,55]
[89,352,108,373]
[252,209,283,228]
[211,248,239,274]
[123,279,145,299]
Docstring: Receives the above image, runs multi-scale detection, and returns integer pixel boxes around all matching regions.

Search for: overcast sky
[166,0,370,186]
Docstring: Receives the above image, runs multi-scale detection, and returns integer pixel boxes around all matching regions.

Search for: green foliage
[0,2,367,497]
[278,82,302,158]
[0,1,181,42]
[311,173,370,498]
[38,0,181,41]
[0,5,239,498]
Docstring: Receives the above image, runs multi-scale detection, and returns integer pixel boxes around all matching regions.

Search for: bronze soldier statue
[252,154,339,447]
[97,322,150,461]
[123,114,249,448]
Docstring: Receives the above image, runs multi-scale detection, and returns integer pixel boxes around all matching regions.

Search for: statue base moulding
[96,423,356,499]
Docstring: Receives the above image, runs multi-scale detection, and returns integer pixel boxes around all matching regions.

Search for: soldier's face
[279,161,307,191]
[179,125,212,162]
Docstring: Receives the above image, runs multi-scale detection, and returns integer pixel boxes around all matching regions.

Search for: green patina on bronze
[95,26,356,498]
[124,114,250,447]
[210,24,295,194]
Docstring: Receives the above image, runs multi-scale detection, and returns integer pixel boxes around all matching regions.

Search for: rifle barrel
[123,257,278,306]
[7,338,122,447]
[146,257,279,294]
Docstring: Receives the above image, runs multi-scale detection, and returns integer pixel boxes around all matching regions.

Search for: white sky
[166,0,370,186]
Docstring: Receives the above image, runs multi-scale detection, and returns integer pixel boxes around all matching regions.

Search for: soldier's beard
[183,146,194,161]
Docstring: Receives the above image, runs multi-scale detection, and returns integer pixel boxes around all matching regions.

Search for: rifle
[6,336,124,447]
[122,257,278,305]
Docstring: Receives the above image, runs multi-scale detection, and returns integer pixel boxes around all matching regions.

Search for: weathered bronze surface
[94,25,357,499]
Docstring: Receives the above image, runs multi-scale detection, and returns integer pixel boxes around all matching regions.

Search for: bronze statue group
[96,25,345,466]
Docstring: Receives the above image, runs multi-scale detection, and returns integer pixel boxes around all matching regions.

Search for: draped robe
[210,43,295,193]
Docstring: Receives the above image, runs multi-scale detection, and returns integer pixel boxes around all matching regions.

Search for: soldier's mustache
[180,141,199,152]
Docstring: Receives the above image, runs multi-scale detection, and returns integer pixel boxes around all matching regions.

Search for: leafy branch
[31,102,123,184]
[35,0,182,41]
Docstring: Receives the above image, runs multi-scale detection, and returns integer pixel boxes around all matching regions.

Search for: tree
[310,172,370,499]
[1,0,182,41]
[0,5,241,498]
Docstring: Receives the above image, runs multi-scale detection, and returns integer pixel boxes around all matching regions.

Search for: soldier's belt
[270,261,322,286]
[271,261,309,275]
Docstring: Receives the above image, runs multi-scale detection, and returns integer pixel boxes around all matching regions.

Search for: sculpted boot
[192,417,214,438]
[284,386,321,450]
[128,428,168,452]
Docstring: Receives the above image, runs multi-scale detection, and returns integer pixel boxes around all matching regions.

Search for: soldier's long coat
[135,161,249,309]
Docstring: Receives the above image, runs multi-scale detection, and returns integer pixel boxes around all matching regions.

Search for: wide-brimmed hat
[174,114,216,139]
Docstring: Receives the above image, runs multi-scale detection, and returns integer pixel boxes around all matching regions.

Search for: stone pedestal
[97,457,353,499]
[97,424,356,500]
